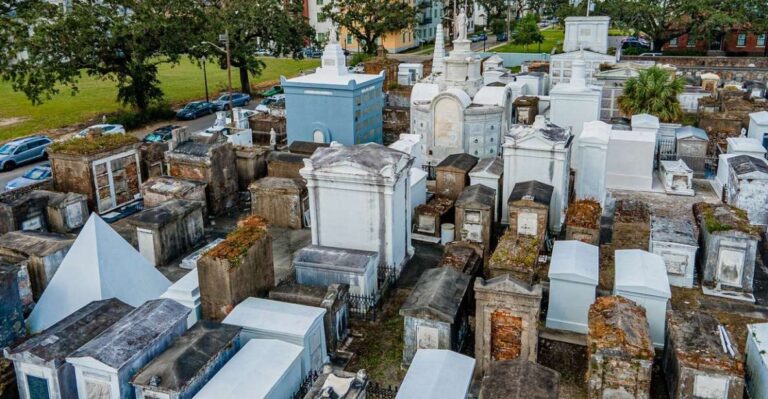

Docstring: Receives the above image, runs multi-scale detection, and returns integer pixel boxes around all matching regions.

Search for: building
[587,296,654,399]
[5,299,133,399]
[131,322,241,399]
[65,299,190,399]
[502,117,571,230]
[605,117,657,192]
[649,217,698,288]
[664,311,745,399]
[550,16,615,88]
[197,216,273,322]
[283,31,384,145]
[300,143,413,272]
[474,275,542,374]
[410,12,515,166]
[27,215,171,333]
[193,339,304,399]
[614,249,671,348]
[293,245,379,297]
[399,267,471,365]
[662,30,767,56]
[222,297,328,377]
[479,359,560,399]
[396,349,475,399]
[546,240,599,334]
[0,231,73,300]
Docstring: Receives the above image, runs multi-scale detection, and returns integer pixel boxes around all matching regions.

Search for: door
[14,144,31,163]
[92,151,141,213]
[137,228,156,265]
[26,375,50,399]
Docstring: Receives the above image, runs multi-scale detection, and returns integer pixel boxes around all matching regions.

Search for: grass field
[491,28,564,53]
[0,57,320,141]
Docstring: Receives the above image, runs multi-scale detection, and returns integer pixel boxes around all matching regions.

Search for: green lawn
[491,28,564,54]
[0,57,320,142]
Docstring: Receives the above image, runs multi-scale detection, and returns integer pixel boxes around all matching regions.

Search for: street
[0,103,258,190]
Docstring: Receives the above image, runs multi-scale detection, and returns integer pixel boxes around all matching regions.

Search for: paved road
[0,103,258,190]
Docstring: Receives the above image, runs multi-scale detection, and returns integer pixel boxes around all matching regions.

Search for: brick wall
[490,309,523,361]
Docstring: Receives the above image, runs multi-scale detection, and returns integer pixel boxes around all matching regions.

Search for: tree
[511,14,544,51]
[202,0,313,95]
[600,0,768,51]
[1,0,206,112]
[617,66,686,123]
[475,0,507,22]
[321,0,418,55]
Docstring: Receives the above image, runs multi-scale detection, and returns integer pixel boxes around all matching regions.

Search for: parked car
[255,48,272,56]
[142,125,181,143]
[259,85,284,97]
[212,92,252,111]
[348,64,365,73]
[4,164,52,191]
[470,33,487,42]
[176,101,216,120]
[76,124,126,138]
[303,48,323,58]
[496,33,508,42]
[0,135,53,171]
[255,94,285,113]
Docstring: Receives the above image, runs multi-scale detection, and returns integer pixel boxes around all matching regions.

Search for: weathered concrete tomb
[469,157,504,223]
[439,241,483,277]
[234,145,268,191]
[612,199,651,250]
[124,199,205,266]
[650,217,698,288]
[413,196,454,239]
[507,180,553,242]
[479,359,560,399]
[4,299,133,399]
[0,190,88,235]
[141,176,207,216]
[131,321,241,399]
[474,275,542,374]
[587,296,654,399]
[546,240,599,334]
[301,365,369,399]
[455,184,496,258]
[664,311,745,399]
[198,216,273,321]
[249,177,307,229]
[293,245,379,298]
[488,228,542,283]
[435,153,479,201]
[399,267,471,365]
[267,151,306,179]
[0,231,73,300]
[565,199,602,246]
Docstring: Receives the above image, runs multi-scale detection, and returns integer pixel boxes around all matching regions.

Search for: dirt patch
[0,117,27,128]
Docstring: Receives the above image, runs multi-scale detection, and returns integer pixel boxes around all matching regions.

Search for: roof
[267,151,306,164]
[308,143,411,176]
[469,157,503,178]
[667,311,742,374]
[727,137,767,156]
[288,141,329,156]
[222,298,325,338]
[587,296,654,360]
[610,128,656,143]
[455,184,495,209]
[6,299,133,364]
[580,121,611,144]
[661,159,693,173]
[480,359,560,399]
[440,88,472,108]
[507,117,571,144]
[750,110,768,125]
[614,250,671,298]
[397,350,475,399]
[631,114,660,130]
[142,176,207,195]
[436,153,478,173]
[508,180,554,206]
[675,126,708,141]
[728,155,768,178]
[549,241,599,284]
[131,321,242,392]
[193,339,303,399]
[294,245,378,272]
[0,231,73,257]
[285,70,381,86]
[399,267,470,322]
[693,202,761,238]
[249,177,306,193]
[68,299,189,370]
[27,214,171,333]
[411,83,440,103]
[126,199,202,228]
[472,86,507,107]
[172,141,212,157]
[651,217,697,247]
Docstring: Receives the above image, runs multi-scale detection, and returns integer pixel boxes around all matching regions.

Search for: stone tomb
[722,155,768,226]
[435,153,479,201]
[660,159,694,196]
[141,176,207,215]
[676,126,709,158]
[0,231,73,301]
[479,359,560,399]
[613,250,671,348]
[124,199,205,267]
[249,177,307,229]
[160,267,202,328]
[474,275,542,375]
[745,323,768,399]
[565,199,602,246]
[726,137,767,159]
[664,311,745,399]
[605,125,657,192]
[267,151,306,179]
[575,121,611,205]
[587,296,654,399]
[294,245,379,298]
[455,185,495,258]
[650,217,698,288]
[693,203,759,302]
[488,228,542,283]
[439,241,483,277]
[469,157,504,222]
[413,196,454,240]
[0,190,88,235]
[546,240,599,334]
[506,180,553,241]
[399,267,471,366]
[747,110,768,143]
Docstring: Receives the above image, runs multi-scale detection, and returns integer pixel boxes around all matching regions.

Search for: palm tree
[618,66,686,123]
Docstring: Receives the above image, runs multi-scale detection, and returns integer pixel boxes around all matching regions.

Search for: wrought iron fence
[422,164,436,180]
[291,370,320,399]
[368,382,399,399]
[345,265,401,321]
[657,137,718,179]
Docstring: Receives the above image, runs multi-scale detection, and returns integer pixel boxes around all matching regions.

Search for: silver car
[0,135,53,171]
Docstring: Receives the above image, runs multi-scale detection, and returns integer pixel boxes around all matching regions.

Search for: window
[737,33,747,47]
[669,37,678,47]
[317,0,323,5]
[687,35,697,47]
[758,33,766,47]
[347,34,353,44]
[317,32,326,42]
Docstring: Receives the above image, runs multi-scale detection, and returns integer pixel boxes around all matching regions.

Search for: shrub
[350,52,372,67]
[106,102,175,130]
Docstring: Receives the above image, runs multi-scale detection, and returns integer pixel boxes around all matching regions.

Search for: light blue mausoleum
[282,33,385,145]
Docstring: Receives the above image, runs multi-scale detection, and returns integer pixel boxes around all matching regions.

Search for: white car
[76,124,126,138]
[255,94,285,113]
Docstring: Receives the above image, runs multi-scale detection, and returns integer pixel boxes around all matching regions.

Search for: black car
[176,101,216,120]
[142,125,181,143]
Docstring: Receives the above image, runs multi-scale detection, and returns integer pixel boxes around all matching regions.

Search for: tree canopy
[321,0,418,55]
[618,66,686,123]
[511,14,544,51]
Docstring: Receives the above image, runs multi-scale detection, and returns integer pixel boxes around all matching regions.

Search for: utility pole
[222,30,234,122]
[506,0,511,41]
[201,56,210,103]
